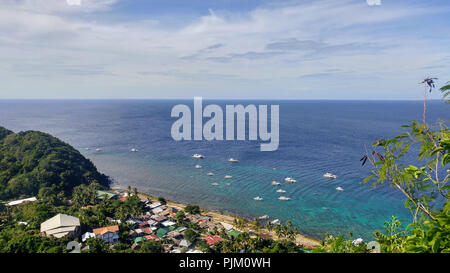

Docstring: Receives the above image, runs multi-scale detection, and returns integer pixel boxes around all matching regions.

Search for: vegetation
[0,127,110,200]
[184,204,201,214]
[316,79,450,253]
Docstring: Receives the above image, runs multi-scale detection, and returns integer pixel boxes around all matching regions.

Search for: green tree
[174,211,186,224]
[184,228,198,244]
[86,237,110,253]
[72,182,99,208]
[139,240,163,253]
[184,204,200,214]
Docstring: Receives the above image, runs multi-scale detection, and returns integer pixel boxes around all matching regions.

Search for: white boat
[323,173,337,179]
[195,165,202,169]
[276,189,286,193]
[228,158,239,163]
[192,154,204,159]
[270,219,281,225]
[271,181,281,186]
[131,148,138,152]
[258,215,269,220]
[336,187,344,191]
[253,196,263,201]
[284,177,297,183]
[224,175,232,179]
[211,183,219,186]
[95,148,102,152]
[207,172,214,176]
[85,148,90,150]
[278,196,291,201]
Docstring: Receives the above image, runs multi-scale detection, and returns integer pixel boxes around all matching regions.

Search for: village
[2,187,318,253]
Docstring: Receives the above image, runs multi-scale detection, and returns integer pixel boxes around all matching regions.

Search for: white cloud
[0,0,448,99]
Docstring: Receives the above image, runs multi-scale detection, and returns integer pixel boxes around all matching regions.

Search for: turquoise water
[0,99,448,240]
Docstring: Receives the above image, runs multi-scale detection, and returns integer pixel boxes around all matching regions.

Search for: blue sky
[0,0,449,99]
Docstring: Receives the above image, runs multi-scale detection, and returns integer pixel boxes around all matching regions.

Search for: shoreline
[114,186,321,248]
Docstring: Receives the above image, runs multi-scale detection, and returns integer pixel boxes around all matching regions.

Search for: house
[204,235,223,246]
[7,197,37,206]
[142,227,153,235]
[186,249,203,253]
[93,225,120,244]
[97,190,117,200]
[150,215,167,222]
[144,234,160,241]
[179,239,191,248]
[161,220,176,227]
[221,222,234,231]
[148,202,162,209]
[155,228,169,238]
[176,227,187,233]
[151,207,164,214]
[81,232,96,242]
[40,214,80,239]
[258,233,272,239]
[134,237,144,244]
[227,230,241,238]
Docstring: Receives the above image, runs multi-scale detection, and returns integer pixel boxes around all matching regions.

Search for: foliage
[138,240,163,253]
[440,82,450,104]
[0,127,110,200]
[373,216,408,253]
[174,211,185,223]
[85,237,110,253]
[72,182,100,208]
[184,204,201,214]
[157,196,167,205]
[313,233,368,253]
[184,228,198,243]
[362,119,448,221]
[0,224,66,253]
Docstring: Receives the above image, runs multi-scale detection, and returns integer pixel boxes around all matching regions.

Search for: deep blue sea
[0,100,448,240]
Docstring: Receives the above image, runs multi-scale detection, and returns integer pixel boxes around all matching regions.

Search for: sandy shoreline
[124,188,321,248]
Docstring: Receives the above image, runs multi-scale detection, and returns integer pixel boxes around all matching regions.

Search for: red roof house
[204,235,223,245]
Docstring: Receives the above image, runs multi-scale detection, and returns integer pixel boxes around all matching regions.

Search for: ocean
[0,99,448,240]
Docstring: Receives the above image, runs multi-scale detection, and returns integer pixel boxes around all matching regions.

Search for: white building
[7,197,37,206]
[40,214,80,238]
[81,232,96,242]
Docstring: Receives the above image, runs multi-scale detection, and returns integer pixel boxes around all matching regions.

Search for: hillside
[0,126,110,200]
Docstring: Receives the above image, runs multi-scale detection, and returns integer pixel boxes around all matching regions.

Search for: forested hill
[0,126,110,200]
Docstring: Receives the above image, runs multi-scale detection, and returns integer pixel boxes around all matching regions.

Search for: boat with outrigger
[284,177,297,183]
[192,154,204,159]
[253,196,263,201]
[323,172,337,179]
[228,158,239,163]
[278,196,291,201]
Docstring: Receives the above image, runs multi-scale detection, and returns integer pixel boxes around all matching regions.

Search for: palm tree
[440,82,450,103]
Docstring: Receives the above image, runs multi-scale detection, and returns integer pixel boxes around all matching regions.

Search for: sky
[0,0,449,99]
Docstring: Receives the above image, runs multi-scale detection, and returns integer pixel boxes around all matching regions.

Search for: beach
[134,189,321,248]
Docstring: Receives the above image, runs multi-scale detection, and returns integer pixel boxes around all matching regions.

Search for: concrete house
[93,225,120,244]
[40,214,80,238]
